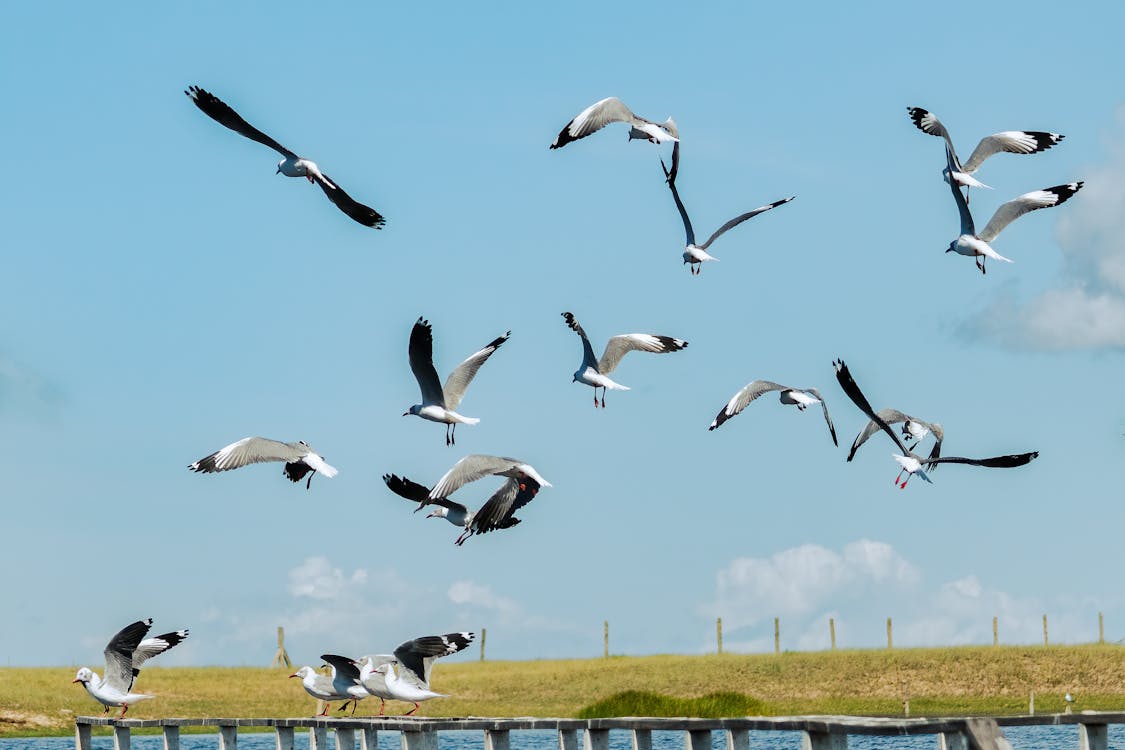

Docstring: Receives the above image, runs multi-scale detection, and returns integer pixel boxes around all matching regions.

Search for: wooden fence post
[886,618,893,650]
[774,618,780,655]
[480,628,486,661]
[1099,612,1105,644]
[829,618,836,651]
[992,617,998,646]
[272,626,291,668]
[1043,614,1049,646]
[716,618,723,655]
[603,620,609,658]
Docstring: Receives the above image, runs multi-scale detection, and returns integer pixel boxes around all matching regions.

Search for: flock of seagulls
[70,89,1068,718]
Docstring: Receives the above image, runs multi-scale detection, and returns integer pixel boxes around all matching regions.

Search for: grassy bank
[5,644,1125,737]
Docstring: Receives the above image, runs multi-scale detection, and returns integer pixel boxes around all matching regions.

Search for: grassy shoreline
[5,644,1125,737]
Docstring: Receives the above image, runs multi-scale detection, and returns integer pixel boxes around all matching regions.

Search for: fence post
[480,628,486,661]
[717,617,723,655]
[272,626,291,668]
[993,617,998,646]
[829,618,836,651]
[1099,612,1105,644]
[774,617,780,655]
[603,620,609,658]
[1043,614,1049,646]
[886,618,893,650]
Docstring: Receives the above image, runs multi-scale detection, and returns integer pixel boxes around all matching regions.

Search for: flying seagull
[185,85,385,228]
[907,106,1064,199]
[832,359,1038,488]
[404,317,510,445]
[550,97,678,149]
[661,143,794,274]
[562,312,688,407]
[708,380,837,445]
[289,665,353,717]
[361,633,474,715]
[421,454,551,509]
[319,655,370,715]
[848,409,944,470]
[188,437,338,489]
[73,618,189,718]
[944,146,1082,274]
[384,471,541,545]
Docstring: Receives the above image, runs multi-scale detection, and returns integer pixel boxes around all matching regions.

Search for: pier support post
[400,730,438,750]
[162,725,180,750]
[310,727,328,750]
[275,726,295,750]
[218,725,237,750]
[361,727,378,750]
[685,729,712,750]
[113,725,131,750]
[558,728,579,750]
[584,728,610,750]
[631,729,652,750]
[485,729,511,750]
[725,729,749,750]
[335,727,356,750]
[75,723,92,750]
[1079,723,1108,750]
[938,732,967,750]
[802,730,847,750]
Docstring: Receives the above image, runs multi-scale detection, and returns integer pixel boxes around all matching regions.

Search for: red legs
[378,698,386,716]
[102,706,110,716]
[593,390,599,407]
[318,702,331,717]
[455,527,473,546]
[404,702,420,716]
[118,704,129,719]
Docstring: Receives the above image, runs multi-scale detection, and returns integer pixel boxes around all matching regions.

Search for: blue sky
[2,1,1124,672]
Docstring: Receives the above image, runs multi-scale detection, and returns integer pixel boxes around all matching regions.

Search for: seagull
[356,655,397,715]
[562,312,688,407]
[550,97,678,149]
[944,145,1082,274]
[421,454,551,513]
[404,317,510,446]
[319,655,370,715]
[708,380,837,445]
[289,665,353,717]
[362,633,474,715]
[72,618,189,718]
[661,143,794,274]
[384,471,541,545]
[907,106,1064,199]
[185,85,385,228]
[188,437,338,489]
[833,359,1038,488]
[848,409,944,470]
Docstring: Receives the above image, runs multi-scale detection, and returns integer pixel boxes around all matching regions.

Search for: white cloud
[447,580,521,618]
[288,556,369,600]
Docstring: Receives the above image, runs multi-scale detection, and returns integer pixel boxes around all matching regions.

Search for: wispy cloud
[0,352,63,419]
[962,106,1125,350]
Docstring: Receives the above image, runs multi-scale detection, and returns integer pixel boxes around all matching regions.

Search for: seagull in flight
[72,618,189,718]
[907,106,1064,200]
[833,359,1038,488]
[709,380,836,445]
[404,317,510,445]
[848,409,944,470]
[400,454,551,525]
[944,146,1082,274]
[661,144,794,274]
[361,633,474,715]
[188,437,338,489]
[384,471,542,545]
[185,85,385,228]
[550,97,678,149]
[562,312,687,407]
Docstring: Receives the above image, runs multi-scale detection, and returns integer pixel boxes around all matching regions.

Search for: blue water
[4,724,1125,749]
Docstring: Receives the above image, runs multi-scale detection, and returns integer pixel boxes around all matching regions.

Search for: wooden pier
[73,712,1125,750]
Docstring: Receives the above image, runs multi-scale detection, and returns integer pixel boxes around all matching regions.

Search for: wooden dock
[73,712,1125,750]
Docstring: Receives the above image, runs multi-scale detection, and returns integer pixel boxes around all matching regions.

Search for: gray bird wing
[131,630,189,682]
[562,312,598,370]
[472,477,541,534]
[409,318,447,408]
[978,182,1083,243]
[312,172,386,229]
[947,145,976,236]
[443,331,511,410]
[393,632,475,687]
[708,381,788,431]
[698,197,795,251]
[185,85,297,159]
[428,455,524,499]
[832,360,911,455]
[848,408,914,461]
[961,131,1065,174]
[598,333,688,375]
[924,422,945,472]
[908,106,961,170]
[188,437,307,473]
[102,619,152,694]
[550,97,636,149]
[803,388,837,447]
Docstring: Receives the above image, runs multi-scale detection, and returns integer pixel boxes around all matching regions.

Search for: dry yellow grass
[5,645,1125,737]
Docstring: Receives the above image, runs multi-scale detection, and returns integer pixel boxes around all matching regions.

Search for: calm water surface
[4,725,1125,749]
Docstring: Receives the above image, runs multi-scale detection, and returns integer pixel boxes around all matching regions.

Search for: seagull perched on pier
[73,618,189,718]
[661,143,794,274]
[848,409,944,470]
[944,146,1082,274]
[384,471,542,545]
[907,106,1065,199]
[319,655,370,715]
[550,97,678,149]
[708,379,836,445]
[562,312,687,407]
[833,359,1038,488]
[361,633,474,715]
[185,85,385,228]
[188,437,338,489]
[404,317,510,446]
[289,665,353,717]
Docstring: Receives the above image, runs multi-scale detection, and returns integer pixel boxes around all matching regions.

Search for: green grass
[6,644,1125,737]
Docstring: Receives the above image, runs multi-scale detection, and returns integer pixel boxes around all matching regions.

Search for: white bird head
[426,507,450,520]
[72,667,94,685]
[289,666,314,680]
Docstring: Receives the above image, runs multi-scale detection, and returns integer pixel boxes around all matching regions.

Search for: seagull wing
[804,388,838,446]
[409,318,446,408]
[320,654,362,683]
[185,85,297,159]
[550,97,636,149]
[907,106,961,169]
[102,619,152,694]
[961,131,1065,174]
[698,197,795,251]
[312,172,386,228]
[188,437,306,473]
[708,380,788,431]
[978,182,1083,243]
[661,146,696,246]
[443,331,510,410]
[473,477,541,534]
[393,632,475,687]
[832,360,911,455]
[428,454,523,499]
[848,408,913,461]
[661,141,682,185]
[947,145,975,236]
[383,473,433,503]
[928,451,1039,469]
[924,422,945,472]
[562,312,598,370]
[130,630,189,685]
[598,333,688,375]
